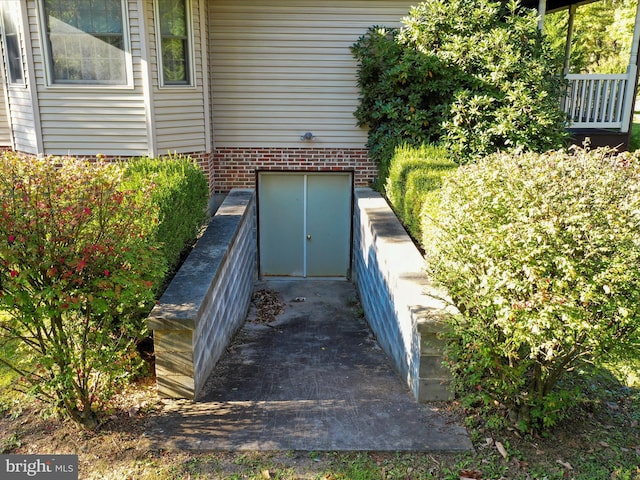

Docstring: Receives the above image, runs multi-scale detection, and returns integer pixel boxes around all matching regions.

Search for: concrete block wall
[147,189,256,399]
[352,188,456,402]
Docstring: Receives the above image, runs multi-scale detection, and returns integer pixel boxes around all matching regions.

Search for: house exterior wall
[0,71,12,147]
[1,1,39,153]
[1,0,418,192]
[3,79,37,153]
[213,146,375,192]
[208,0,413,192]
[144,0,210,156]
[2,0,210,160]
[26,0,149,157]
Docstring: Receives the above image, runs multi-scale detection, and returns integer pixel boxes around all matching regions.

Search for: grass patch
[0,312,22,411]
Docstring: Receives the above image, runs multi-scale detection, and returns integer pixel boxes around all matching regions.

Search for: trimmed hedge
[386,144,457,242]
[423,147,640,430]
[123,155,209,284]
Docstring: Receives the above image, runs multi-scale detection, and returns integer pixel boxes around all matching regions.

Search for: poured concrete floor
[146,279,472,452]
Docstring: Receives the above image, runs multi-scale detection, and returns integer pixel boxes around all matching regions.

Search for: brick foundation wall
[3,147,376,196]
[212,147,376,193]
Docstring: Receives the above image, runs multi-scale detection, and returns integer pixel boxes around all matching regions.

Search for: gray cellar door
[258,172,352,278]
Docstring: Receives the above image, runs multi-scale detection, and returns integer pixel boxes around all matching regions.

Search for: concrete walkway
[146,280,472,452]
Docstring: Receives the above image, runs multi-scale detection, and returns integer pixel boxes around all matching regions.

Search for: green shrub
[352,0,567,178]
[0,154,166,428]
[386,144,456,242]
[423,147,640,431]
[123,154,209,283]
[351,27,452,183]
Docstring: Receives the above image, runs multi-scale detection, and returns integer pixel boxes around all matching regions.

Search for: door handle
[307,234,311,240]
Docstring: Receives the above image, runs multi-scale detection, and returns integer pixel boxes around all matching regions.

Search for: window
[1,3,24,84]
[157,0,191,85]
[41,0,128,85]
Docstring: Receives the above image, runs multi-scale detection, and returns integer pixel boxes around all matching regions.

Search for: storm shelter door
[259,172,352,278]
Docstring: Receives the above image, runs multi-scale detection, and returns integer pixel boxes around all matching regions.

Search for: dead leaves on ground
[250,289,285,324]
[459,469,483,480]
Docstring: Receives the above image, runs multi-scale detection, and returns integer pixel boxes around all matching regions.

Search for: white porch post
[621,0,640,133]
[563,4,577,74]
[538,0,547,31]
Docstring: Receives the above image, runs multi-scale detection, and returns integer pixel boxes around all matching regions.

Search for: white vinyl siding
[148,0,208,154]
[208,0,413,148]
[4,1,38,153]
[34,93,149,154]
[5,88,37,151]
[29,0,149,156]
[0,81,10,146]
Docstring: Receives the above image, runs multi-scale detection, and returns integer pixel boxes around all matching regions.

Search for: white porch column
[563,4,577,74]
[538,0,547,31]
[621,0,640,133]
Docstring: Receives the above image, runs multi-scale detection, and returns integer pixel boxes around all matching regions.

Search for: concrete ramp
[145,280,472,452]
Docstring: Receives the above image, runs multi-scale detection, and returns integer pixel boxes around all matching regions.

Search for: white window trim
[154,0,196,89]
[38,0,134,89]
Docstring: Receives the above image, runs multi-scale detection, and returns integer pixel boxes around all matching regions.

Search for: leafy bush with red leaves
[0,153,166,428]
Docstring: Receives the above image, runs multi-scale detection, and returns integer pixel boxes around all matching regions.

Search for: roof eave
[519,0,600,13]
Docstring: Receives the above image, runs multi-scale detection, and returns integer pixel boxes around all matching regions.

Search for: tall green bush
[0,154,166,428]
[351,27,452,182]
[123,154,209,282]
[352,0,567,179]
[386,144,456,242]
[423,147,640,430]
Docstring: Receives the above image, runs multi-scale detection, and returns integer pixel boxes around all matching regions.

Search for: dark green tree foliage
[351,27,453,183]
[546,0,636,74]
[352,0,567,174]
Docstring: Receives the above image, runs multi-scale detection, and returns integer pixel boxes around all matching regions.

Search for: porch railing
[563,73,634,131]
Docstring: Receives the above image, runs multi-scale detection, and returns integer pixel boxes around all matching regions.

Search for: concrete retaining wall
[147,189,256,399]
[149,186,452,402]
[352,188,455,401]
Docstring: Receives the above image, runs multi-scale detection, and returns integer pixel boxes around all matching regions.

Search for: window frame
[154,0,195,88]
[0,2,26,86]
[38,0,133,88]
